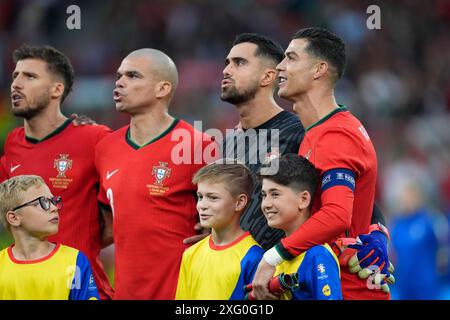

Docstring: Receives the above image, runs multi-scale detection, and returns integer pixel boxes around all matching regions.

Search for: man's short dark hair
[258,153,319,200]
[293,27,346,82]
[13,44,74,103]
[232,33,285,66]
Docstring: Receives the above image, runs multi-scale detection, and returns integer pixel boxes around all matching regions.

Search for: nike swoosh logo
[10,164,21,173]
[106,169,119,180]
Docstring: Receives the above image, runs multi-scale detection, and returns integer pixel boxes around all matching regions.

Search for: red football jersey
[0,156,6,182]
[95,119,216,300]
[1,119,114,299]
[277,106,388,300]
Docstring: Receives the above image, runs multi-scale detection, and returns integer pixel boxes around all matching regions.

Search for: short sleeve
[69,252,100,300]
[175,251,191,300]
[229,245,264,300]
[303,247,342,300]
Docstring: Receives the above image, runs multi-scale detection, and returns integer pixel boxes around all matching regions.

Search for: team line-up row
[0,27,394,300]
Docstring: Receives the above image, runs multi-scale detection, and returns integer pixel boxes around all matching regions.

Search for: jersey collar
[25,118,72,144]
[305,105,348,132]
[208,231,250,251]
[125,119,179,150]
[7,243,61,264]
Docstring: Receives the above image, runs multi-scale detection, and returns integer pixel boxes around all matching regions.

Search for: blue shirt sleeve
[229,245,264,300]
[303,246,342,300]
[69,252,100,300]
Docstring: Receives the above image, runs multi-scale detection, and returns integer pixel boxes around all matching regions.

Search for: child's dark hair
[258,153,318,199]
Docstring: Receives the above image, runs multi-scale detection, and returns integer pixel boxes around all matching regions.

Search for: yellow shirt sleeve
[175,251,190,300]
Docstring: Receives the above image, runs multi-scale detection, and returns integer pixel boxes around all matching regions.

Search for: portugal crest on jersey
[54,154,72,178]
[152,161,171,186]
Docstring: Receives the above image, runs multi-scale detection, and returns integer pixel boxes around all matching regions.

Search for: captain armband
[321,168,356,192]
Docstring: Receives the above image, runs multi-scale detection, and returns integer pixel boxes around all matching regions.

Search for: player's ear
[235,193,248,212]
[313,61,328,80]
[155,81,172,99]
[260,68,277,88]
[297,190,311,211]
[50,82,65,100]
[6,210,21,228]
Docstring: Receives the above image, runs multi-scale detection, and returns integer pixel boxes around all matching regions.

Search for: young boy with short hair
[0,175,100,300]
[175,161,264,300]
[259,154,342,300]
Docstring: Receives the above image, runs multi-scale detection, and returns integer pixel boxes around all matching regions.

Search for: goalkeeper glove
[347,224,395,293]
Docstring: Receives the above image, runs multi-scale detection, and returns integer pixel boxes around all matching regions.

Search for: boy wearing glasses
[0,175,100,300]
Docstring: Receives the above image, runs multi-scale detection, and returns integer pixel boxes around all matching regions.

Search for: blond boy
[0,175,99,300]
[176,161,264,299]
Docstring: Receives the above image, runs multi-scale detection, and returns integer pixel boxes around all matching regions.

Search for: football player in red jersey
[0,157,6,182]
[95,49,217,299]
[0,45,114,299]
[252,28,394,300]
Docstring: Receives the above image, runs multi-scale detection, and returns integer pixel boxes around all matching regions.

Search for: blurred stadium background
[1,0,449,299]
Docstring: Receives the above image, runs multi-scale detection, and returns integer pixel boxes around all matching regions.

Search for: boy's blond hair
[0,175,46,230]
[192,160,254,199]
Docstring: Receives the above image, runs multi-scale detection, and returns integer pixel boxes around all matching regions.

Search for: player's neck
[24,107,67,140]
[292,88,339,129]
[129,111,174,146]
[211,223,246,246]
[235,95,283,129]
[10,235,56,261]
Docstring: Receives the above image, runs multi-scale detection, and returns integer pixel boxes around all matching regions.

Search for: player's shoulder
[5,126,25,144]
[176,119,208,136]
[277,111,304,137]
[172,119,195,133]
[263,110,303,132]
[7,126,24,136]
[96,125,128,147]
[176,119,216,147]
[176,119,205,133]
[318,107,362,132]
[278,110,302,125]
[311,109,369,144]
[69,123,112,139]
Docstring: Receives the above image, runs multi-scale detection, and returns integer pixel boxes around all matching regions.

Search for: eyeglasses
[12,196,63,212]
